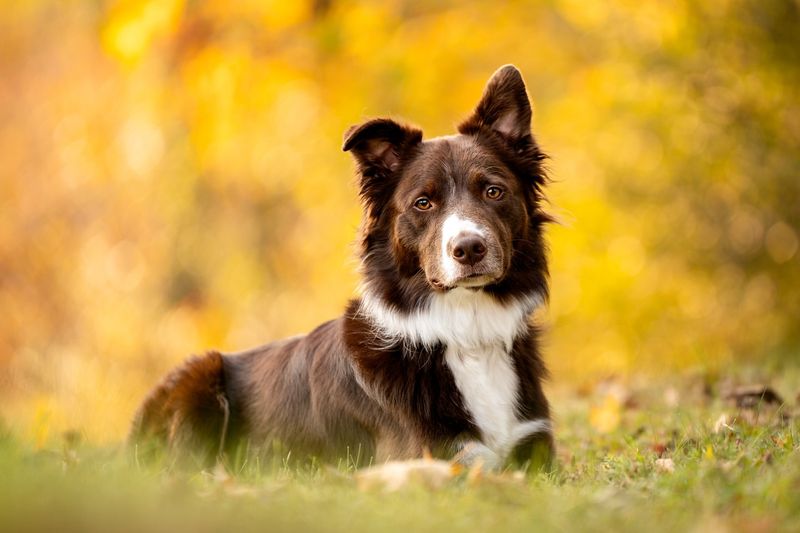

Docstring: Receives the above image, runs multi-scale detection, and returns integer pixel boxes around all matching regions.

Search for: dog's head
[344,65,549,308]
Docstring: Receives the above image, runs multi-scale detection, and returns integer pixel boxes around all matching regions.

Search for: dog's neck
[358,285,542,351]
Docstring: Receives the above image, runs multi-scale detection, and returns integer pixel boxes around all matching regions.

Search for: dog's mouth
[429,272,500,291]
[455,273,497,288]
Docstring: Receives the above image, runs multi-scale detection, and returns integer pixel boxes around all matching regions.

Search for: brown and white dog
[130,65,553,471]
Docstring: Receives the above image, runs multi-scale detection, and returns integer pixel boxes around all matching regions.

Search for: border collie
[130,65,553,471]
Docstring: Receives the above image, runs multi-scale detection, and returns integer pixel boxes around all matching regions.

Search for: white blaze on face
[440,213,486,282]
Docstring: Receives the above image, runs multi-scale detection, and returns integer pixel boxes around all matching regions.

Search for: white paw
[452,441,503,471]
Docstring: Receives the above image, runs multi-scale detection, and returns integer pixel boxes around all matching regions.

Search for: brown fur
[130,65,554,470]
[130,352,229,465]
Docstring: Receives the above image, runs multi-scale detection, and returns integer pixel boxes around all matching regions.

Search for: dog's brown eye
[486,186,504,200]
[414,197,433,211]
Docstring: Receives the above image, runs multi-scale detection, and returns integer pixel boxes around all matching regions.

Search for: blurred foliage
[0,0,798,442]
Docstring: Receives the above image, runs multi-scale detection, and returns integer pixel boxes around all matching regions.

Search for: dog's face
[389,135,529,290]
[344,66,548,306]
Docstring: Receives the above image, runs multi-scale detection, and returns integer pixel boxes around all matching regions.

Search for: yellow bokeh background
[1,0,798,443]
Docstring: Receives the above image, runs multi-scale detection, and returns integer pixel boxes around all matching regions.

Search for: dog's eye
[485,186,504,200]
[413,197,433,211]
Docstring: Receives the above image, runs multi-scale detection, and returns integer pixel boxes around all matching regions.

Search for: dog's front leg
[452,437,553,473]
[508,419,555,473]
[452,418,555,473]
[373,430,427,464]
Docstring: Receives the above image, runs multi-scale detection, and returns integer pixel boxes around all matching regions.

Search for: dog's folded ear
[343,118,422,218]
[343,118,422,175]
[458,65,533,145]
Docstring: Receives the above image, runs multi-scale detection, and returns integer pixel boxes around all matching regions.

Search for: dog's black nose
[451,235,487,266]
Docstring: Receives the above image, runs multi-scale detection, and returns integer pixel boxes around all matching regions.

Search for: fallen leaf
[356,459,458,492]
[210,463,233,485]
[713,413,732,433]
[197,464,259,498]
[724,385,784,408]
[655,458,675,473]
[474,470,526,489]
[651,443,668,456]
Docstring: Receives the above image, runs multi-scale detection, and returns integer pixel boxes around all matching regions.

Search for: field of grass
[1,366,798,533]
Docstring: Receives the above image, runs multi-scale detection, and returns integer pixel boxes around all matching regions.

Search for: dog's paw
[452,441,502,471]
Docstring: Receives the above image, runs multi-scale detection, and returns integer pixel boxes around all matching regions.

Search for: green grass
[1,370,799,533]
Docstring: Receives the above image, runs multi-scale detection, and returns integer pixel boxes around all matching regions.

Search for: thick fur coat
[130,65,554,471]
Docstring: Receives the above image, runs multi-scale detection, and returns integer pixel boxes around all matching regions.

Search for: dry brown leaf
[738,407,789,426]
[713,413,732,433]
[356,459,458,492]
[724,385,784,408]
[655,458,675,473]
[210,463,233,485]
[473,470,526,489]
[196,464,260,498]
[650,442,668,456]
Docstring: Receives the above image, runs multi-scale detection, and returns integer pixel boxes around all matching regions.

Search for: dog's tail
[128,351,231,467]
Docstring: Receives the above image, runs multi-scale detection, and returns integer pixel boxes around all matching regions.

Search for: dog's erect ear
[458,65,533,143]
[343,118,422,175]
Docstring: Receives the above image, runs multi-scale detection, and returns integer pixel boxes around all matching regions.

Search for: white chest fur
[358,287,543,351]
[445,340,551,466]
[445,341,520,453]
[360,287,550,464]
